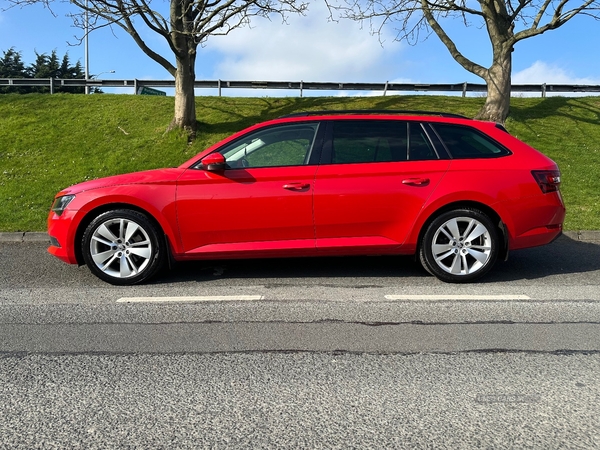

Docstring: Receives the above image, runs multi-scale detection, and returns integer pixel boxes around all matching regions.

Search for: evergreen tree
[0,48,28,93]
[1,48,85,94]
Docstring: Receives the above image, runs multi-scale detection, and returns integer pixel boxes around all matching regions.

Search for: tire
[82,209,165,285]
[419,208,499,283]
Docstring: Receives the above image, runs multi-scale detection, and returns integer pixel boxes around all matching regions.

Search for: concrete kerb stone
[0,232,49,243]
[0,232,26,242]
[23,232,50,242]
[564,230,600,242]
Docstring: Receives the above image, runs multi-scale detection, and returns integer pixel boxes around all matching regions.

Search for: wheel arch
[415,201,509,262]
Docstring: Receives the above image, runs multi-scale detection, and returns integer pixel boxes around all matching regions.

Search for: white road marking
[116,295,265,303]
[384,294,531,301]
[117,294,531,303]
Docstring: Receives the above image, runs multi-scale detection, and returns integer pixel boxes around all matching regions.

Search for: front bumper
[47,209,79,264]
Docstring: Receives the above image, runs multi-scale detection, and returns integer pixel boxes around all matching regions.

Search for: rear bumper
[506,192,566,250]
[511,224,563,250]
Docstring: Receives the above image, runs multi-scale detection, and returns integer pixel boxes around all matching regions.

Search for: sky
[1,0,600,97]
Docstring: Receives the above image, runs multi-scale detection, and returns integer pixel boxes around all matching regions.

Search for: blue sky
[1,0,599,96]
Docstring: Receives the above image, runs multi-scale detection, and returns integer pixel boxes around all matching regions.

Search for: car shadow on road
[155,235,600,285]
[159,254,424,284]
[483,235,600,283]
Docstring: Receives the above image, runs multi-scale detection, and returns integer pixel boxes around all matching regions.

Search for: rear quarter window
[432,124,511,159]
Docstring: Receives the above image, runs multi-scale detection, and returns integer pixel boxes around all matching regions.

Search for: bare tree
[9,0,307,134]
[329,0,600,122]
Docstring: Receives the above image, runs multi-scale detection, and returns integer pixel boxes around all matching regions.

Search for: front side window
[432,124,511,159]
[219,123,319,168]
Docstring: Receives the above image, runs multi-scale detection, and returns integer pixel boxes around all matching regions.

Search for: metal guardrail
[2,78,600,97]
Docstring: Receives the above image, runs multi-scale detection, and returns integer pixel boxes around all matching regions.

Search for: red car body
[48,112,565,284]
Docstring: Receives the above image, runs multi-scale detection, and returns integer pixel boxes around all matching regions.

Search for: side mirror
[201,153,226,172]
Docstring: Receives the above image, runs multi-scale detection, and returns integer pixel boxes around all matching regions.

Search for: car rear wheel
[82,209,165,285]
[419,208,499,283]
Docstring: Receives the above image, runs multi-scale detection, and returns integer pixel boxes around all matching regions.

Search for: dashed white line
[384,294,531,301]
[116,295,265,303]
[116,294,532,303]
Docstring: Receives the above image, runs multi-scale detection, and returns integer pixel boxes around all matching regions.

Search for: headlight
[51,195,75,216]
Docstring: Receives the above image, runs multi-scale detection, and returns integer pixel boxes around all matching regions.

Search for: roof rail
[279,110,470,119]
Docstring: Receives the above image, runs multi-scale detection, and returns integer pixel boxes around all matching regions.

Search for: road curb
[1,231,599,243]
[0,232,49,243]
[562,231,600,242]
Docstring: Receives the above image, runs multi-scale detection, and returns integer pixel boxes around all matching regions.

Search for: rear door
[313,119,450,252]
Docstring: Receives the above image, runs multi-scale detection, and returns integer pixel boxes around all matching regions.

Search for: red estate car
[48,110,565,285]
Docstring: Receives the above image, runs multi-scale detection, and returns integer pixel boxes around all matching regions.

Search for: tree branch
[420,0,487,78]
[515,0,598,42]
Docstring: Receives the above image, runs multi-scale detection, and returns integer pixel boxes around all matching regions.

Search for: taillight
[532,170,561,193]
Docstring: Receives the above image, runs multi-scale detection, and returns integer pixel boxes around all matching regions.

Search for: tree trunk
[475,50,512,123]
[169,52,197,135]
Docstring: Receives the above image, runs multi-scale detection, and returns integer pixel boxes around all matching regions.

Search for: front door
[176,122,322,257]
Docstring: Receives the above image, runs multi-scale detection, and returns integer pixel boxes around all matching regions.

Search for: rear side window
[432,124,510,159]
[408,123,437,161]
[330,121,438,164]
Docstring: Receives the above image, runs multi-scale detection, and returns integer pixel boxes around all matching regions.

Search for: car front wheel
[82,209,165,285]
[419,208,499,283]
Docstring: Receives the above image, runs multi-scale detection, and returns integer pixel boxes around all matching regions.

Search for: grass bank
[1,94,599,232]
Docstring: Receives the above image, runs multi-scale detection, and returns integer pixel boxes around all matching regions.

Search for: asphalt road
[2,234,600,353]
[1,234,600,448]
[2,352,599,448]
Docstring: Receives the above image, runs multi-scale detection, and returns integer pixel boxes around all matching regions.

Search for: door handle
[402,178,430,186]
[283,183,310,191]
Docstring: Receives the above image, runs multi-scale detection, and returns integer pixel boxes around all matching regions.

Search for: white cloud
[208,2,403,82]
[513,61,600,85]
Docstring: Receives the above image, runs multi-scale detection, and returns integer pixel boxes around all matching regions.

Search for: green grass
[1,94,599,231]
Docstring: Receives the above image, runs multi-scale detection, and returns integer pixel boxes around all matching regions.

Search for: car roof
[279,110,470,119]
[272,110,507,132]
